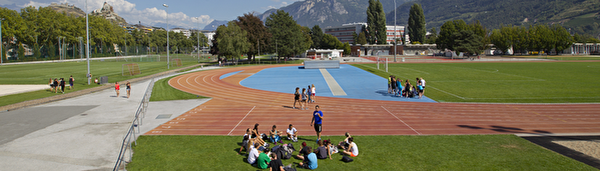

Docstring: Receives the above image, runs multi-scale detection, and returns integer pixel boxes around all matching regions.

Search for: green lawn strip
[0,55,209,107]
[503,56,600,61]
[149,75,209,101]
[127,135,595,170]
[352,62,600,103]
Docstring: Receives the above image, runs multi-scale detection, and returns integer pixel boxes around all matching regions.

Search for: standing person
[396,78,403,97]
[53,78,59,93]
[311,84,316,102]
[59,78,66,94]
[310,105,323,143]
[390,76,397,97]
[307,85,312,104]
[301,88,308,110]
[286,124,298,142]
[293,87,300,109]
[68,75,74,90]
[126,82,131,98]
[388,75,392,94]
[416,78,424,99]
[115,82,120,97]
[48,78,55,92]
[420,77,426,97]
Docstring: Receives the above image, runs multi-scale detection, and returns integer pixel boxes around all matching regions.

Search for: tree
[209,25,223,56]
[367,0,386,44]
[310,25,324,49]
[18,43,25,59]
[321,34,343,49]
[424,27,437,44]
[235,13,271,61]
[342,42,351,56]
[216,21,250,61]
[299,26,313,54]
[357,32,368,45]
[552,25,573,55]
[265,10,307,58]
[453,30,483,55]
[437,20,486,55]
[408,3,426,44]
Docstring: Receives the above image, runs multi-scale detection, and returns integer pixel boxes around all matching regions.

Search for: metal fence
[113,78,155,171]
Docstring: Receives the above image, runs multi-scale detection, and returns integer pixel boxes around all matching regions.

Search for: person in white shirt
[286,124,298,142]
[248,143,260,165]
[341,137,359,157]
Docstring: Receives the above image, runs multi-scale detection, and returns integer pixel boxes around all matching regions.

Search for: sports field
[0,54,206,107]
[352,62,600,103]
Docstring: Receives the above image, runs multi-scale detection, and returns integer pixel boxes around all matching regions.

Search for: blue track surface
[219,70,243,80]
[235,64,436,103]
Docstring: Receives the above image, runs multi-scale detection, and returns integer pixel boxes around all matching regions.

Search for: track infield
[146,64,600,136]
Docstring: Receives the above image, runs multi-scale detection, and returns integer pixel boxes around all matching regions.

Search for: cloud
[15,0,214,29]
[280,2,288,7]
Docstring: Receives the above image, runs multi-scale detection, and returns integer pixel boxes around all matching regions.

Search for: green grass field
[126,135,596,171]
[150,75,208,101]
[0,54,208,107]
[353,62,600,103]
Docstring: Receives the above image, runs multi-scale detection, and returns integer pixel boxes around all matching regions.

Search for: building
[171,28,191,38]
[324,23,405,44]
[201,30,216,46]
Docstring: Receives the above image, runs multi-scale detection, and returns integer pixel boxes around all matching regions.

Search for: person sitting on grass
[338,132,351,149]
[299,146,318,170]
[296,142,309,160]
[252,123,266,147]
[239,128,251,154]
[270,125,283,144]
[315,139,329,159]
[341,137,359,157]
[257,148,271,169]
[324,139,338,159]
[286,124,298,142]
[269,151,284,171]
[248,143,260,165]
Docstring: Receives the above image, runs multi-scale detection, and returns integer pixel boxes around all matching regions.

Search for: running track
[146,64,600,136]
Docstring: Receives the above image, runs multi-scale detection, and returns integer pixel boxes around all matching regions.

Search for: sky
[2,0,301,29]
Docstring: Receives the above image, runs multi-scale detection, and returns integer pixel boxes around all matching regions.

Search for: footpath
[0,65,218,171]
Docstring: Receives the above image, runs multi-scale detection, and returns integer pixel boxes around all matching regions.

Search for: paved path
[148,64,600,136]
[0,85,51,97]
[0,66,218,171]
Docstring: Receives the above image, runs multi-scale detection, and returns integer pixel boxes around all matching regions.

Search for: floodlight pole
[194,17,200,61]
[394,0,397,62]
[163,4,170,69]
[86,0,91,85]
[1,18,3,64]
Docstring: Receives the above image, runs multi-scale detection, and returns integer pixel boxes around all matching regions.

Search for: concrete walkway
[0,66,218,171]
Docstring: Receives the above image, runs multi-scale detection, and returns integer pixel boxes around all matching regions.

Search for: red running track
[146,64,600,136]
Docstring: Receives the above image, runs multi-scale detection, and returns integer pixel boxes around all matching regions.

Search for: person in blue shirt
[299,146,318,170]
[310,105,323,143]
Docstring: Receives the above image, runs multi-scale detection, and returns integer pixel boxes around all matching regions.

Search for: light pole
[163,4,170,69]
[394,0,397,62]
[85,0,91,84]
[194,17,200,60]
[0,18,2,64]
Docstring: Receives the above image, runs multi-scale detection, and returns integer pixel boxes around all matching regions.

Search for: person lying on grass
[341,137,359,157]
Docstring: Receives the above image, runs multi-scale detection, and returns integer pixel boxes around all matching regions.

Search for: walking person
[390,76,397,97]
[53,78,59,93]
[310,105,323,143]
[115,82,120,97]
[126,82,131,98]
[388,75,392,94]
[311,84,316,102]
[48,78,55,92]
[293,87,301,109]
[59,78,66,94]
[301,88,308,110]
[307,85,312,104]
[68,75,74,90]
[419,77,426,97]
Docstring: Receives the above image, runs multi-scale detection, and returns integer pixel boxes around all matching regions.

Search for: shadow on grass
[522,136,600,169]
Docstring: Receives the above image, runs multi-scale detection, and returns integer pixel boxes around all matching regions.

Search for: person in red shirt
[115,82,120,97]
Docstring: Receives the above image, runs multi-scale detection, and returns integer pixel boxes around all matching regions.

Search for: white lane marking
[381,106,421,135]
[319,69,347,96]
[228,106,256,135]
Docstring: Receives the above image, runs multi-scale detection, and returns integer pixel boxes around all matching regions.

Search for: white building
[171,28,191,38]
[324,23,405,44]
[201,30,216,46]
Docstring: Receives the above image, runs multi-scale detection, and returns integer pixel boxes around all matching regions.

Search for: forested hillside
[387,0,600,35]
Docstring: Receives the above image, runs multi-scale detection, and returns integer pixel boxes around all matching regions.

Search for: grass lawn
[0,54,208,107]
[352,62,600,103]
[127,135,596,170]
[150,75,208,101]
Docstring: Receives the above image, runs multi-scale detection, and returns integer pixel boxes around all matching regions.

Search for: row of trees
[0,6,208,61]
[211,10,351,61]
[490,24,573,55]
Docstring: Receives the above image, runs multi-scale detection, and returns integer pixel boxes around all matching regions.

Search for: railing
[113,78,155,171]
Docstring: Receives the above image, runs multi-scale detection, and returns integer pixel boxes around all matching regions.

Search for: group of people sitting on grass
[293,85,316,110]
[388,76,426,99]
[239,124,359,170]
